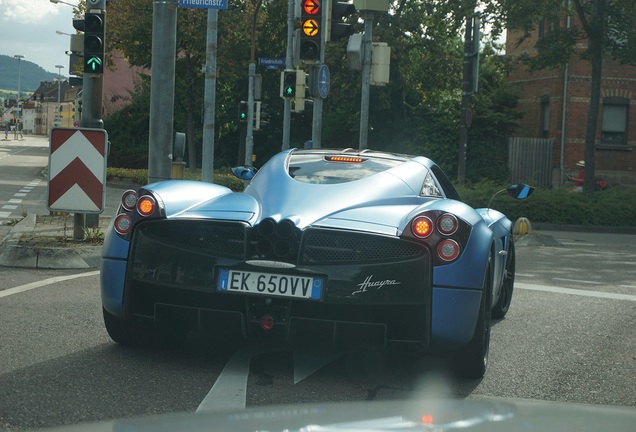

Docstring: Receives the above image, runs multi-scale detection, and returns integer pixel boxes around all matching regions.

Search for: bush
[457,181,636,227]
[106,167,245,192]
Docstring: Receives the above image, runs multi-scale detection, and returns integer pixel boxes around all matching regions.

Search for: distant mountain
[0,55,59,93]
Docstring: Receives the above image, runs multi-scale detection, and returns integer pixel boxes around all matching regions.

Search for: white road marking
[552,277,602,285]
[3,205,18,210]
[515,273,535,277]
[196,343,288,413]
[516,282,636,302]
[8,199,22,204]
[0,211,11,218]
[620,285,636,289]
[0,271,100,299]
[559,242,595,247]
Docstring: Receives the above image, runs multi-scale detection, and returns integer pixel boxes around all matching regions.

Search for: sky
[0,0,77,75]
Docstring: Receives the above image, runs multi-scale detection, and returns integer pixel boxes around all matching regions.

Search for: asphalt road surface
[1,231,635,431]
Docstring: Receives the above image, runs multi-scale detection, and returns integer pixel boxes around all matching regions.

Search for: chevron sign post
[47,127,108,213]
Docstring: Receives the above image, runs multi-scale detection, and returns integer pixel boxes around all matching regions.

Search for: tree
[101,0,523,183]
[494,0,636,192]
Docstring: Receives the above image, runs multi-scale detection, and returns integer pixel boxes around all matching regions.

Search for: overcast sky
[0,0,77,75]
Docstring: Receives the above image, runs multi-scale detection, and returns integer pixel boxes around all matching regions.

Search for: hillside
[0,55,59,94]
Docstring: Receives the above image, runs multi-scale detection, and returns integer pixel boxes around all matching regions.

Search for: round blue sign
[318,64,330,99]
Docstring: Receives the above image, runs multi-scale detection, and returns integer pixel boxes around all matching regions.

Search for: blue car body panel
[101,149,520,352]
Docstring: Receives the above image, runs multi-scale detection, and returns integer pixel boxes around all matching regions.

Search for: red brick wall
[505,18,636,184]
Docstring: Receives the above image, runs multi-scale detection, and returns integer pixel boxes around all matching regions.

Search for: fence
[508,137,553,188]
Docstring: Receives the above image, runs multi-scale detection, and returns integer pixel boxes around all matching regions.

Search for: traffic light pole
[282,0,294,150]
[245,0,263,167]
[311,1,327,149]
[75,2,106,240]
[75,74,104,238]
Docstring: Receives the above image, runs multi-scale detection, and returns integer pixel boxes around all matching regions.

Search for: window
[541,96,550,138]
[601,97,628,146]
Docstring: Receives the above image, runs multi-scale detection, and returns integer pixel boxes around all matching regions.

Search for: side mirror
[487,183,535,209]
[231,165,257,181]
[507,184,534,200]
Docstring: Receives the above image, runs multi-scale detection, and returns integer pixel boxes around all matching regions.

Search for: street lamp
[55,64,65,127]
[49,0,79,7]
[56,30,73,36]
[13,54,24,102]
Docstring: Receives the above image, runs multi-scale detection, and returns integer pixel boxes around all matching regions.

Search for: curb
[0,215,103,270]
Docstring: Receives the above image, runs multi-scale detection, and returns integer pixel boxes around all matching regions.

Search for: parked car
[100,148,533,378]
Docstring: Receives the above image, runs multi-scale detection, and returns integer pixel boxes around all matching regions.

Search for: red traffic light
[302,0,320,15]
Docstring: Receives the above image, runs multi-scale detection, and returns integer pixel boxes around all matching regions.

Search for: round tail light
[114,214,132,235]
[437,239,460,262]
[437,213,458,236]
[121,190,138,211]
[137,195,156,217]
[412,216,433,238]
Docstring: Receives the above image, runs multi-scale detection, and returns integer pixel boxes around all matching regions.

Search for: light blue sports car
[100,148,533,378]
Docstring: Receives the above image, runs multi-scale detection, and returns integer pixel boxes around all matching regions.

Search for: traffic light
[238,101,248,122]
[84,12,105,74]
[326,0,356,43]
[281,70,297,98]
[254,102,270,130]
[299,0,321,61]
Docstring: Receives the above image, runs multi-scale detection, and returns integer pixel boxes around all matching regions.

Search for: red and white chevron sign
[47,127,108,213]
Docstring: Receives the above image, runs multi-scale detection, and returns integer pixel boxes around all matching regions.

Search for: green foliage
[103,77,151,168]
[106,167,245,191]
[457,181,636,227]
[103,0,524,183]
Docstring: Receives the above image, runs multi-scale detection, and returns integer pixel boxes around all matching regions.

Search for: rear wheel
[453,257,492,379]
[492,239,515,319]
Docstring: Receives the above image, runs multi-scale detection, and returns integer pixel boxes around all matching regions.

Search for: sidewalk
[0,213,112,269]
[0,183,133,269]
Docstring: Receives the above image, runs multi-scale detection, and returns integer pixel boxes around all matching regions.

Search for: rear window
[288,153,404,184]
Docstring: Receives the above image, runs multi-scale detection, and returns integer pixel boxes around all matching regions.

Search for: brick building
[505,16,636,187]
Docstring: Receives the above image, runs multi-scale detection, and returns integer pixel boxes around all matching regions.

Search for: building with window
[505,15,635,187]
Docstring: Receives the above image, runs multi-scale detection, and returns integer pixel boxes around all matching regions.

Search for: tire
[103,307,137,346]
[102,307,187,349]
[453,256,492,379]
[492,239,515,319]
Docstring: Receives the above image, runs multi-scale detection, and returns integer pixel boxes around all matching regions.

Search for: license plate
[217,269,323,300]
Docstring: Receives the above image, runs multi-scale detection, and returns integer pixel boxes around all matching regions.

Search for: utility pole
[201,9,219,183]
[148,0,178,184]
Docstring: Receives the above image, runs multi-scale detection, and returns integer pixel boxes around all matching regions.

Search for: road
[1,231,634,430]
[0,135,49,240]
[1,137,634,429]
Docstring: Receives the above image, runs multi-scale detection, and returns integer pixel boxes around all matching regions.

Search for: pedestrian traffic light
[326,0,356,42]
[238,101,248,122]
[281,70,297,98]
[84,12,105,74]
[254,101,269,130]
[299,0,321,61]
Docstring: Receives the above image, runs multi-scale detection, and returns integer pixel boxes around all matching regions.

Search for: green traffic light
[285,86,293,95]
[87,56,102,71]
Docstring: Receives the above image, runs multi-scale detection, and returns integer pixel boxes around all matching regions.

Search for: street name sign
[259,57,286,70]
[178,0,228,9]
[47,127,108,214]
